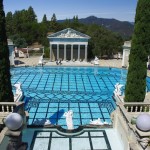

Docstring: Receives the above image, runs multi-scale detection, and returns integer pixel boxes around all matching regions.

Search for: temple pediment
[48,28,90,39]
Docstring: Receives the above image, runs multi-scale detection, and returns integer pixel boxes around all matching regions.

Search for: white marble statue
[58,30,80,38]
[14,82,23,102]
[14,82,22,95]
[90,118,104,125]
[136,133,150,149]
[63,110,74,130]
[94,56,99,61]
[114,83,124,96]
[94,56,99,65]
[38,55,43,66]
[44,119,51,125]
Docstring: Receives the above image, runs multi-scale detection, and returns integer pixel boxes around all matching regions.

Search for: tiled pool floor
[11,67,124,127]
[26,101,114,128]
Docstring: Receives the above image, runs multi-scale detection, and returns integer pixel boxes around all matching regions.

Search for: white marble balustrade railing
[124,102,150,113]
[0,102,18,113]
[0,102,26,124]
[116,102,150,150]
[0,102,25,113]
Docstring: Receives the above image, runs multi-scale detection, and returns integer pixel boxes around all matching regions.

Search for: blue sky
[4,0,138,22]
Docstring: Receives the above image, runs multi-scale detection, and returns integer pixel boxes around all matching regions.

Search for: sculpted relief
[57,30,81,38]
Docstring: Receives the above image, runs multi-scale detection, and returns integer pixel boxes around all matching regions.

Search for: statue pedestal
[5,129,28,150]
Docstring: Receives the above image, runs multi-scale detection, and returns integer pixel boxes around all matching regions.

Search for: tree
[42,14,48,24]
[10,34,27,48]
[27,6,37,22]
[72,15,79,28]
[49,13,61,32]
[125,0,150,102]
[86,24,123,58]
[0,0,14,102]
[5,11,13,36]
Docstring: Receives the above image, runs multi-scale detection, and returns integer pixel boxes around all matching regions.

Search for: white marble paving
[72,138,91,150]
[51,138,69,150]
[91,138,107,149]
[33,138,49,150]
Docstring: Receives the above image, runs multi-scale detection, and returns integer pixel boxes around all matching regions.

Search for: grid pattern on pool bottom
[27,102,113,128]
[11,67,125,93]
[11,67,121,127]
[31,130,111,150]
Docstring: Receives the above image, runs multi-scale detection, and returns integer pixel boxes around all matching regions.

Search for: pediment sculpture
[57,30,81,38]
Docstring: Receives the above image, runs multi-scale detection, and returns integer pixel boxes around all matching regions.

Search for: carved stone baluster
[131,106,133,112]
[11,106,14,112]
[7,105,9,112]
[140,106,142,112]
[135,106,138,112]
[126,106,129,112]
[2,105,4,112]
[144,106,147,112]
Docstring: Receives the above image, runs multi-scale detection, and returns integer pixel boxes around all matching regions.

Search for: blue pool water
[10,66,150,128]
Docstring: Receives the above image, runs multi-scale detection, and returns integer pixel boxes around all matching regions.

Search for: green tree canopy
[5,7,124,58]
[86,24,123,58]
[5,11,13,36]
[0,0,14,102]
[10,34,27,48]
[42,14,48,23]
[27,6,37,22]
[125,0,150,102]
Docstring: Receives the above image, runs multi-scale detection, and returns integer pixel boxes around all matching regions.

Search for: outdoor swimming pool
[10,66,150,128]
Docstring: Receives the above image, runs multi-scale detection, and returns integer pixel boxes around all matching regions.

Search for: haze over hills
[59,16,134,38]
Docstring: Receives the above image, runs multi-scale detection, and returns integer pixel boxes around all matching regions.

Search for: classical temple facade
[47,28,90,62]
[122,41,131,67]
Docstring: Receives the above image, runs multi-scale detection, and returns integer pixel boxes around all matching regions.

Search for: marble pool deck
[22,128,123,150]
[14,56,123,68]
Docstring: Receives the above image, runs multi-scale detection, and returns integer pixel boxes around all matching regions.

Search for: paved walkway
[14,56,122,68]
[14,56,150,77]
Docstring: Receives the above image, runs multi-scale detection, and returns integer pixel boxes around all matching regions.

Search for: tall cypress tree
[42,14,48,24]
[125,0,150,102]
[0,0,14,102]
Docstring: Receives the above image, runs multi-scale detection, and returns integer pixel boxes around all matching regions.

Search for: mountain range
[59,16,134,38]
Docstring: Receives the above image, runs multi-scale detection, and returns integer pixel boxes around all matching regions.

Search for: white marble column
[78,45,80,61]
[71,44,73,61]
[57,44,59,60]
[64,44,66,61]
[50,44,52,61]
[85,45,87,62]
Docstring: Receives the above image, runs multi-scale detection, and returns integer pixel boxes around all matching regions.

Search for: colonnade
[50,44,88,61]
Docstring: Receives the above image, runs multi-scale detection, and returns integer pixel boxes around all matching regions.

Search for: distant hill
[58,16,134,38]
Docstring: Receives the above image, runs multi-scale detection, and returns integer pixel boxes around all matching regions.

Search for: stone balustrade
[0,102,28,149]
[124,102,150,113]
[114,102,150,150]
[0,102,26,124]
[0,102,17,113]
